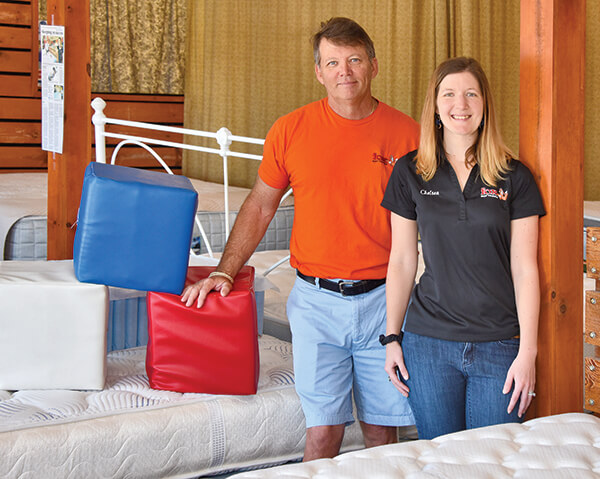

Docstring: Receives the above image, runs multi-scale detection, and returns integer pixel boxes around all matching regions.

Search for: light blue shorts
[287,275,414,429]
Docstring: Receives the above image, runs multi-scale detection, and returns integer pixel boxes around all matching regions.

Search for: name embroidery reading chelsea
[420,190,439,196]
[481,187,508,201]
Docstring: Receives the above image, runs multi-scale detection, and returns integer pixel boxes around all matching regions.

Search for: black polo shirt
[382,150,545,342]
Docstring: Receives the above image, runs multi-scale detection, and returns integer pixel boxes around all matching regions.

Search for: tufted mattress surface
[0,335,363,478]
[231,412,600,478]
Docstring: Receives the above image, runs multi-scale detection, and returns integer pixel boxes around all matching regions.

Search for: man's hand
[181,276,233,308]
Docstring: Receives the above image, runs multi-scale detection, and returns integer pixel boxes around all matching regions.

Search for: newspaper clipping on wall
[40,25,65,154]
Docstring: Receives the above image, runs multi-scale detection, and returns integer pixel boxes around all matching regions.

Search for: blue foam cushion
[73,162,198,294]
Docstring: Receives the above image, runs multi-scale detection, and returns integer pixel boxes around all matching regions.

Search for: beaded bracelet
[208,271,234,283]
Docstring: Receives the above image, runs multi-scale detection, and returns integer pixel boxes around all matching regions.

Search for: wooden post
[46,0,91,259]
[520,0,585,416]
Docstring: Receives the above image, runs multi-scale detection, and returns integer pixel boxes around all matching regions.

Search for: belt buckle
[337,280,356,296]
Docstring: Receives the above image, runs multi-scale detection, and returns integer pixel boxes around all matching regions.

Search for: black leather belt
[297,270,385,296]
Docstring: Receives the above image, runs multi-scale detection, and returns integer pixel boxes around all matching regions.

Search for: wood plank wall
[0,0,183,174]
[0,0,41,171]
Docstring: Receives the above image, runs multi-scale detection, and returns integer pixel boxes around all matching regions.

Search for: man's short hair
[312,17,376,66]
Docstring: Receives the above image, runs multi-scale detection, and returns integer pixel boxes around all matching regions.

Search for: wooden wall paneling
[101,102,183,124]
[46,0,91,260]
[0,50,32,73]
[0,122,40,144]
[0,25,32,49]
[0,2,33,25]
[0,1,37,98]
[0,74,34,97]
[96,146,182,171]
[0,97,185,172]
[0,146,46,170]
[0,97,41,120]
[97,94,184,123]
[520,0,585,417]
[29,0,40,96]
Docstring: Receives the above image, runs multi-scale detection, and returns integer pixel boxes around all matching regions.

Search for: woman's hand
[384,341,410,397]
[503,350,536,417]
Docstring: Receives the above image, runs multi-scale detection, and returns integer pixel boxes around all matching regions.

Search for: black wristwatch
[379,332,403,346]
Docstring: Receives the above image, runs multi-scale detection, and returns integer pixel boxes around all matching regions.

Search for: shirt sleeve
[258,118,291,190]
[508,161,546,219]
[381,153,418,220]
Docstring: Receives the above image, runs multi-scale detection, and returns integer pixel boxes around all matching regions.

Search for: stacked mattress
[0,335,365,478]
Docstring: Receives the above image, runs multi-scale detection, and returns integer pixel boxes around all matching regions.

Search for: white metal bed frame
[91,96,291,268]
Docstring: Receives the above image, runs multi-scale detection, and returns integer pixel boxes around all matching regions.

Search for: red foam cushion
[146,266,259,394]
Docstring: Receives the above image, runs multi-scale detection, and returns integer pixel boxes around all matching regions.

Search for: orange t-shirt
[258,98,419,279]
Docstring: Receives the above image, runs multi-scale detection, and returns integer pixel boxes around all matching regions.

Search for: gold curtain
[586,2,600,200]
[183,0,520,188]
[90,0,186,93]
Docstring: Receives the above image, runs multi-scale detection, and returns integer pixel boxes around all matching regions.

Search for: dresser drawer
[585,291,600,346]
[587,227,600,280]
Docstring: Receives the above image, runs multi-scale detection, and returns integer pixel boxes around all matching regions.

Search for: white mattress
[0,334,364,478]
[0,173,47,258]
[0,173,293,260]
[585,201,600,225]
[231,412,600,478]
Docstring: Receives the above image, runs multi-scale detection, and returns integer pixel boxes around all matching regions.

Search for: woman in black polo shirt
[380,57,545,440]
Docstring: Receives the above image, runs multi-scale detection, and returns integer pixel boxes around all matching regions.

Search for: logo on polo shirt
[372,153,398,166]
[481,187,508,201]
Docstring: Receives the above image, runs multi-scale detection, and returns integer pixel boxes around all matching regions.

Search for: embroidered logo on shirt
[372,153,398,166]
[420,189,440,196]
[481,187,508,201]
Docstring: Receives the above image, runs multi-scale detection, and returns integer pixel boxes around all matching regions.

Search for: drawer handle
[591,332,597,339]
[591,365,596,371]
[592,267,598,274]
[590,399,596,406]
[592,298,597,305]
[593,236,598,242]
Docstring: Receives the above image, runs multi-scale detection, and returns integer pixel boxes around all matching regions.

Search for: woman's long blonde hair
[415,57,513,187]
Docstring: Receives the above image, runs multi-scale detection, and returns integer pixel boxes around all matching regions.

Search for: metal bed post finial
[216,127,233,240]
[91,97,108,164]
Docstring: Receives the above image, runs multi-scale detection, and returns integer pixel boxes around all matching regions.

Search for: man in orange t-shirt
[182,17,419,460]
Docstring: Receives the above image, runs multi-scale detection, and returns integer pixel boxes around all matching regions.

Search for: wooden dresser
[585,227,600,412]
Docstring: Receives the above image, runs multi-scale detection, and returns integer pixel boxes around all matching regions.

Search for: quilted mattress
[0,335,365,478]
[231,412,600,478]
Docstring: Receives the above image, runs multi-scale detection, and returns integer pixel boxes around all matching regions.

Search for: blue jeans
[402,331,522,440]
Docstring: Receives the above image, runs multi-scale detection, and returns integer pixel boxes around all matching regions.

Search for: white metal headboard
[91,97,267,258]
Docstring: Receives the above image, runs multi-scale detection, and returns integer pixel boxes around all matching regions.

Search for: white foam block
[0,260,108,390]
